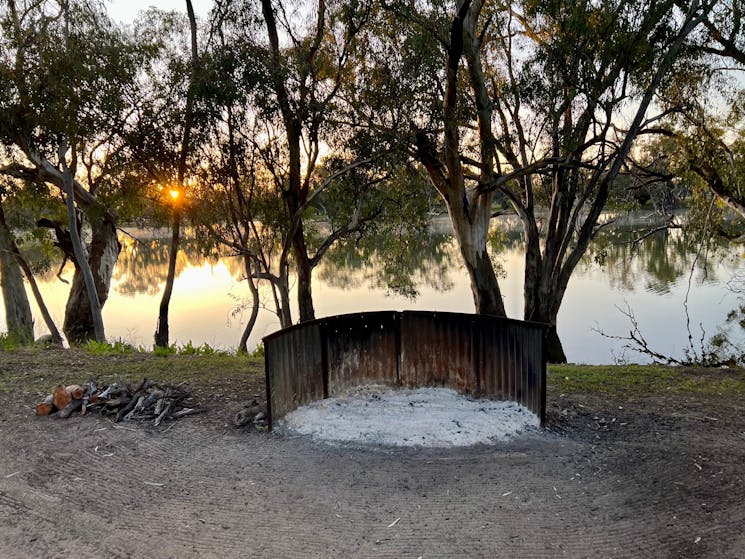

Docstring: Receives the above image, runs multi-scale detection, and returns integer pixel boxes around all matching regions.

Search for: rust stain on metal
[326,312,399,393]
[264,322,324,425]
[399,312,476,393]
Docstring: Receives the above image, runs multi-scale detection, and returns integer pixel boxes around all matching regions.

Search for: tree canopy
[0,0,742,358]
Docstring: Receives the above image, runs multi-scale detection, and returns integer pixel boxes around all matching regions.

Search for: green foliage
[0,1,152,148]
[153,344,178,357]
[0,333,23,351]
[727,304,745,330]
[151,341,228,356]
[487,226,510,279]
[81,339,229,357]
[693,299,745,367]
[0,178,63,278]
[249,343,265,358]
[84,339,140,355]
[177,341,220,356]
[321,226,453,299]
[315,164,445,298]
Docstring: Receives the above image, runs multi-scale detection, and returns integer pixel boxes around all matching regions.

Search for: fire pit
[263,311,547,430]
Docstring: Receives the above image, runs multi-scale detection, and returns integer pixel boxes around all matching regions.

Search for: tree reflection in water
[5,213,742,361]
[109,215,741,316]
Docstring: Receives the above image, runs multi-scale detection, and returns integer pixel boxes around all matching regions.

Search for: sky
[106,0,212,23]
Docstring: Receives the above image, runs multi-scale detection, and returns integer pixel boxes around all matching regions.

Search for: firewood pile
[233,399,267,429]
[35,379,203,426]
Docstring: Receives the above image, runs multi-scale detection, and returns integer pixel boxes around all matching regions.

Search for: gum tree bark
[59,145,106,343]
[412,0,506,318]
[260,0,317,323]
[0,202,33,343]
[400,0,709,362]
[237,254,260,353]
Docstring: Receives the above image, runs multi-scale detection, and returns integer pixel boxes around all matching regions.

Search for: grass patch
[82,340,230,357]
[173,341,222,356]
[3,347,744,401]
[549,364,745,398]
[0,347,263,397]
[84,339,141,355]
[675,375,745,396]
[0,333,30,352]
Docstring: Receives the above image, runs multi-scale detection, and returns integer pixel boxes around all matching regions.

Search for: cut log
[234,409,252,427]
[123,395,146,421]
[52,385,72,410]
[66,384,84,400]
[35,402,54,416]
[116,393,141,422]
[58,399,83,419]
[140,390,163,411]
[35,393,56,416]
[234,406,261,427]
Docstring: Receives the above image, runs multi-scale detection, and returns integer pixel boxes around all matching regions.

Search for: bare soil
[1,356,744,558]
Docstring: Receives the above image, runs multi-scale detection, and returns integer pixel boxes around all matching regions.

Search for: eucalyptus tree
[610,1,745,237]
[649,0,745,222]
[187,0,294,336]
[358,0,713,361]
[0,0,151,342]
[250,0,379,323]
[153,0,201,349]
[0,190,32,343]
[194,0,404,338]
[0,173,67,344]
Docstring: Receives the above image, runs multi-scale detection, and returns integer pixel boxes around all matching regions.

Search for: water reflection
[112,235,243,297]
[316,230,456,298]
[112,217,736,305]
[585,227,731,295]
[2,215,743,363]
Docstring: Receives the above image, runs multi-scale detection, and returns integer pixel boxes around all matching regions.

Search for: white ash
[278,385,539,448]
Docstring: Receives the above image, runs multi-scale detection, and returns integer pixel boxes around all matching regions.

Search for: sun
[168,188,181,201]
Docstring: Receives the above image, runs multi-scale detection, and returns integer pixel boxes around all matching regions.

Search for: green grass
[84,339,141,355]
[549,363,745,398]
[675,376,745,396]
[2,347,744,400]
[0,333,35,351]
[0,334,21,352]
[83,339,230,357]
[0,347,264,396]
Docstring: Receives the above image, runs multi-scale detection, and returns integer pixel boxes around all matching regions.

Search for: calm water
[2,214,744,364]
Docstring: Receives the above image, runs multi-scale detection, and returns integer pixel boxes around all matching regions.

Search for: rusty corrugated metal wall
[326,311,400,394]
[399,312,477,393]
[264,321,325,422]
[264,311,547,429]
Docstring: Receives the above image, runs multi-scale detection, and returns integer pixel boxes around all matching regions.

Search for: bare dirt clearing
[1,350,744,558]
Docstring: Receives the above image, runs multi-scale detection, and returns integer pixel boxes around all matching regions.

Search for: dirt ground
[1,365,744,558]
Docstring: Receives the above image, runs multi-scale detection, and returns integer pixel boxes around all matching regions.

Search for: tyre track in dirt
[1,393,745,558]
[0,481,133,559]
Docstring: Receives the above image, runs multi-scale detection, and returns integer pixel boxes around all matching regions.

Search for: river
[2,212,744,364]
